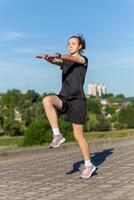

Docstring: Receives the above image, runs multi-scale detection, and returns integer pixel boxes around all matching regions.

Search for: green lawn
[0,136,24,151]
[0,129,134,152]
[84,129,134,141]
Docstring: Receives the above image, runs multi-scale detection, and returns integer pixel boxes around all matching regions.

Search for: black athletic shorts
[56,95,86,124]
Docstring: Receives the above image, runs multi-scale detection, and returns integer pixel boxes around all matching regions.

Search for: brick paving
[0,137,134,200]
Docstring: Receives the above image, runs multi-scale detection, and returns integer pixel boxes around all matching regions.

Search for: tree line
[0,89,134,145]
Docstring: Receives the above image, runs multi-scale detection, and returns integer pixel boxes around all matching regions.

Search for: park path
[0,137,134,200]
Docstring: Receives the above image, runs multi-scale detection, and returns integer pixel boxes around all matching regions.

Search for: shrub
[118,104,134,128]
[10,122,23,136]
[23,119,52,146]
[86,113,99,131]
[58,117,74,141]
[95,116,111,131]
[113,121,123,130]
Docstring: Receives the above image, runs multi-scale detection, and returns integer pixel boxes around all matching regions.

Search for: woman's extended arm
[35,54,63,67]
[47,54,86,64]
[35,53,87,67]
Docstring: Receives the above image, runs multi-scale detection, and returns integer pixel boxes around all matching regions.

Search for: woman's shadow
[66,148,114,176]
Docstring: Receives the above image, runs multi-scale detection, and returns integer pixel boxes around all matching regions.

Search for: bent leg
[42,95,62,128]
[43,95,66,148]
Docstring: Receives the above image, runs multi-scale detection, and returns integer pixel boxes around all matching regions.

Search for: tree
[101,93,114,99]
[95,116,111,131]
[118,104,134,128]
[3,116,14,135]
[115,94,125,98]
[105,106,116,115]
[1,89,23,109]
[86,113,99,131]
[24,90,41,103]
[86,98,101,114]
[0,115,4,136]
[22,102,44,126]
[114,94,125,103]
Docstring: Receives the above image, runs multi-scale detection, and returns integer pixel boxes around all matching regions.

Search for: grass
[0,136,24,151]
[0,129,134,152]
[84,129,134,141]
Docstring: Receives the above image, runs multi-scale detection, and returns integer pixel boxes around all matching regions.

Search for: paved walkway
[0,137,134,200]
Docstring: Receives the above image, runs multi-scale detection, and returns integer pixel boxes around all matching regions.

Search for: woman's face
[68,37,82,55]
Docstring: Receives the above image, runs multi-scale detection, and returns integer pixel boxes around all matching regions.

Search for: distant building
[101,99,108,105]
[14,109,22,122]
[87,83,107,97]
[101,84,107,95]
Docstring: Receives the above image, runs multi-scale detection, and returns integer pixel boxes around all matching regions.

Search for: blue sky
[0,0,134,97]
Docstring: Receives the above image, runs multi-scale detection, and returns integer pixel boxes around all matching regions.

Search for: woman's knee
[73,131,84,142]
[72,124,84,141]
[42,96,52,107]
[42,95,62,110]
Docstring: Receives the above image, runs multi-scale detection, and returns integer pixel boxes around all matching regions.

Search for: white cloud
[11,45,61,54]
[12,47,38,54]
[0,31,27,40]
[0,31,47,41]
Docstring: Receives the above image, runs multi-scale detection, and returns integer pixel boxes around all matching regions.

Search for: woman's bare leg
[42,95,62,128]
[72,123,96,178]
[42,95,65,147]
[72,123,90,160]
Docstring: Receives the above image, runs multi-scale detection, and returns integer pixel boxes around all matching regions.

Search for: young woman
[35,35,96,179]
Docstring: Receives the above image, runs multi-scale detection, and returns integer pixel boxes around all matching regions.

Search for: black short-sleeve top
[59,56,88,100]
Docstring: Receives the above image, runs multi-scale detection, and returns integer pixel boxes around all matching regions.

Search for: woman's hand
[35,54,48,59]
[35,54,60,60]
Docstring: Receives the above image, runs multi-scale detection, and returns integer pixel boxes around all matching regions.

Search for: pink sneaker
[80,164,96,179]
[50,134,66,148]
